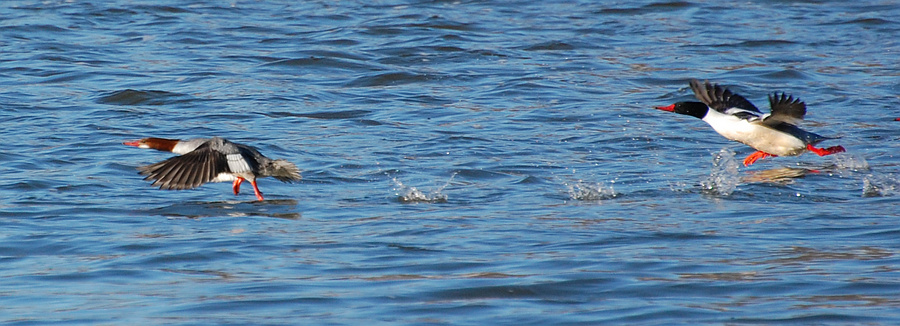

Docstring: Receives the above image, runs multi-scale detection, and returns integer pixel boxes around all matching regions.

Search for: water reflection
[742,167,811,185]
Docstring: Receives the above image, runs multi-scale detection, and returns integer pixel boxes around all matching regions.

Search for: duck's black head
[654,101,709,119]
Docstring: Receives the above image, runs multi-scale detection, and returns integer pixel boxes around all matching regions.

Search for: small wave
[565,180,617,201]
[344,72,438,88]
[839,18,894,26]
[522,41,575,51]
[96,89,192,106]
[390,173,455,203]
[862,173,900,197]
[261,57,374,71]
[267,109,372,120]
[701,149,740,196]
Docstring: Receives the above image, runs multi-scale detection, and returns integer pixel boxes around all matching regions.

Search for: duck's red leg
[250,179,265,201]
[743,151,776,166]
[232,177,244,195]
[807,144,845,156]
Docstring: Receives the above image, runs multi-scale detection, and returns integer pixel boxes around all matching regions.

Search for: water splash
[390,173,456,203]
[701,149,740,196]
[565,180,618,201]
[862,173,899,197]
[831,153,870,171]
[668,180,691,193]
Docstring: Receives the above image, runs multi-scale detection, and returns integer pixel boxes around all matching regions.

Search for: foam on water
[700,148,740,196]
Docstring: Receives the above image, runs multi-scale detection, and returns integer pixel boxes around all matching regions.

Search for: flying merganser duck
[654,79,845,166]
[124,137,301,201]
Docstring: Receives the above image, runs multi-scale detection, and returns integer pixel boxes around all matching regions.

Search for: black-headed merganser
[124,137,301,201]
[655,79,845,166]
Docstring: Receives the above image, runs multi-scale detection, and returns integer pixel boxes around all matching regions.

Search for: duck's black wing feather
[765,92,806,125]
[689,79,761,114]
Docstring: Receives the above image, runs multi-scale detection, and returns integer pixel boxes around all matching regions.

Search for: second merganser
[654,79,845,166]
[124,137,301,201]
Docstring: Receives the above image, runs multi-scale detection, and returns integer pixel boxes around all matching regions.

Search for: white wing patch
[211,172,237,182]
[722,108,767,122]
[226,153,252,173]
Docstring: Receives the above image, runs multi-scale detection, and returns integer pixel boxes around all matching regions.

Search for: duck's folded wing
[723,108,767,122]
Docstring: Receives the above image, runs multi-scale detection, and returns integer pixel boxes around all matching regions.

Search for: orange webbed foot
[232,177,245,195]
[250,179,265,201]
[807,144,845,156]
[743,151,776,166]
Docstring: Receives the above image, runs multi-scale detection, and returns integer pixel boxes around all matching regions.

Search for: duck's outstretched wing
[764,92,806,125]
[137,145,227,190]
[689,79,761,114]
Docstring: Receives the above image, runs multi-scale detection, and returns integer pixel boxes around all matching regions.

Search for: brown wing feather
[137,147,227,190]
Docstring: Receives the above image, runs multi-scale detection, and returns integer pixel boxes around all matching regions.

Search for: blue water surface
[1,0,899,325]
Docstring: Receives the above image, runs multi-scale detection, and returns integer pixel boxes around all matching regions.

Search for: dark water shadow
[145,199,301,219]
